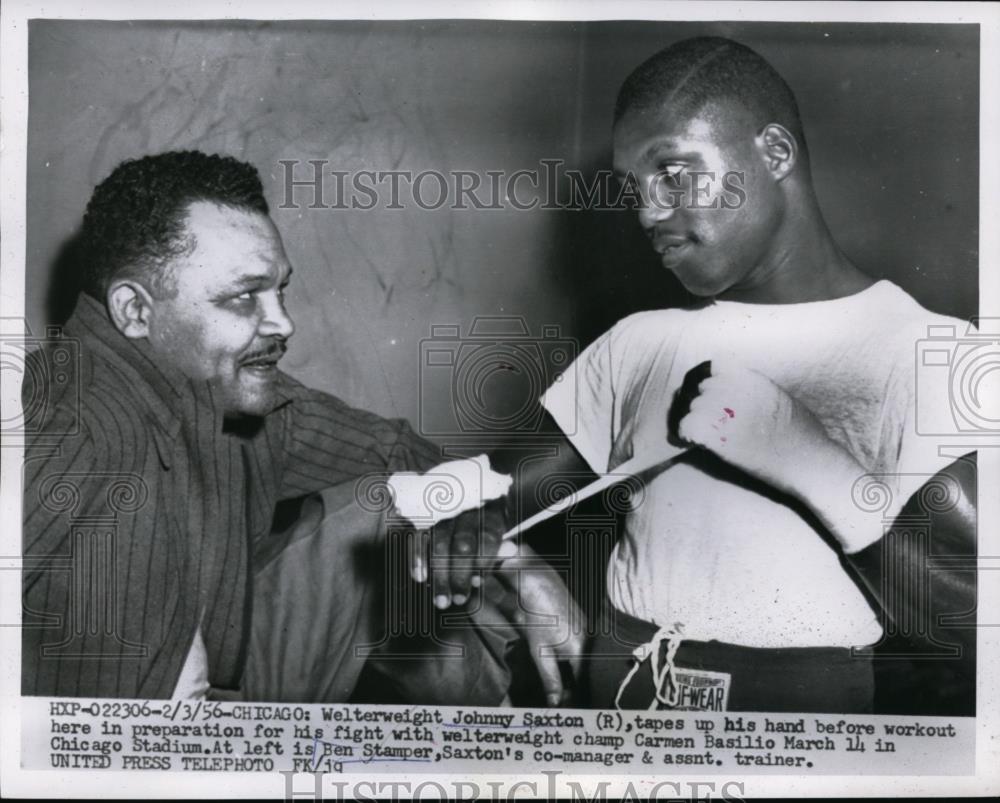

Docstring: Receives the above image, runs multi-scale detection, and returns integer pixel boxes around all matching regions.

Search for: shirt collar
[65,293,227,462]
[65,293,295,441]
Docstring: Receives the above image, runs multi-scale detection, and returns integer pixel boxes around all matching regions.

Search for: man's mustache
[239,340,288,365]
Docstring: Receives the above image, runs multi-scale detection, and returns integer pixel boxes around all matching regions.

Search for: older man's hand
[407,514,584,705]
[489,545,585,707]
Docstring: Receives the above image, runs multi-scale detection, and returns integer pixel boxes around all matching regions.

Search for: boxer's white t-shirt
[542,280,966,647]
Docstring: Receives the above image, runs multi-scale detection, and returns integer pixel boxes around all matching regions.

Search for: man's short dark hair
[79,150,269,300]
[614,36,806,149]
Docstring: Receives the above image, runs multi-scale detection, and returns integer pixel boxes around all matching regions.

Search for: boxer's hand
[492,546,584,707]
[410,498,507,609]
[674,361,873,550]
[675,360,826,496]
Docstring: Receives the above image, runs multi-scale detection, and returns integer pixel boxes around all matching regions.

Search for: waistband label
[667,667,731,711]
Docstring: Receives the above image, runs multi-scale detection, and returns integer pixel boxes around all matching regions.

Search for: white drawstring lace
[614,624,684,710]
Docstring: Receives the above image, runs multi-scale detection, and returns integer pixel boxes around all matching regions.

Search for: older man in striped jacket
[22,150,580,703]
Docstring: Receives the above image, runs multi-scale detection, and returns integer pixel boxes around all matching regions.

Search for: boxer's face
[613,99,786,298]
[143,201,296,416]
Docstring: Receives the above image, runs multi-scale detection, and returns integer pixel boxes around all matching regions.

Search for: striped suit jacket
[22,292,440,698]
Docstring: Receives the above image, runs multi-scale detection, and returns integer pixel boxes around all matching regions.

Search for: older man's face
[144,201,295,416]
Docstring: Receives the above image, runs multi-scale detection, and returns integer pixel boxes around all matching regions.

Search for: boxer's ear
[107,279,156,338]
[756,123,797,181]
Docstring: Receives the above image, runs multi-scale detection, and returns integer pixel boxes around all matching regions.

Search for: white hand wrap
[387,454,512,526]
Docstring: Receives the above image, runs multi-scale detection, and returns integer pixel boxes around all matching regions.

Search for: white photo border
[2,0,998,798]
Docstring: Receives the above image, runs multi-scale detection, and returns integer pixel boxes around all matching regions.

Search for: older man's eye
[223,292,257,308]
[217,292,257,312]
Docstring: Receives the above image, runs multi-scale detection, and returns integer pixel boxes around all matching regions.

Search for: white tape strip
[499,451,684,542]
[388,450,683,540]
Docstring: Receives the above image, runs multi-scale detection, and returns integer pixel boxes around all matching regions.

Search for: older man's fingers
[492,574,565,707]
[532,644,565,707]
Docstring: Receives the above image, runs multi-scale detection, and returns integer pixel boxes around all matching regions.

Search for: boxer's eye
[656,164,685,186]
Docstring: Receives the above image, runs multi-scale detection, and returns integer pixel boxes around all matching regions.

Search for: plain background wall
[26,20,979,430]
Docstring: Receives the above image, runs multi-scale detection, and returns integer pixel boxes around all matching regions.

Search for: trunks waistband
[604,602,862,670]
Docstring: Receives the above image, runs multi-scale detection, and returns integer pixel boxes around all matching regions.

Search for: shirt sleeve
[274,373,443,499]
[539,324,619,474]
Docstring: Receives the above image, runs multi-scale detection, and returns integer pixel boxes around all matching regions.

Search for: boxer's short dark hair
[614,36,806,149]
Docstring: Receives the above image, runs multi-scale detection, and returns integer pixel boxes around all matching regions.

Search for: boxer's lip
[653,234,691,254]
